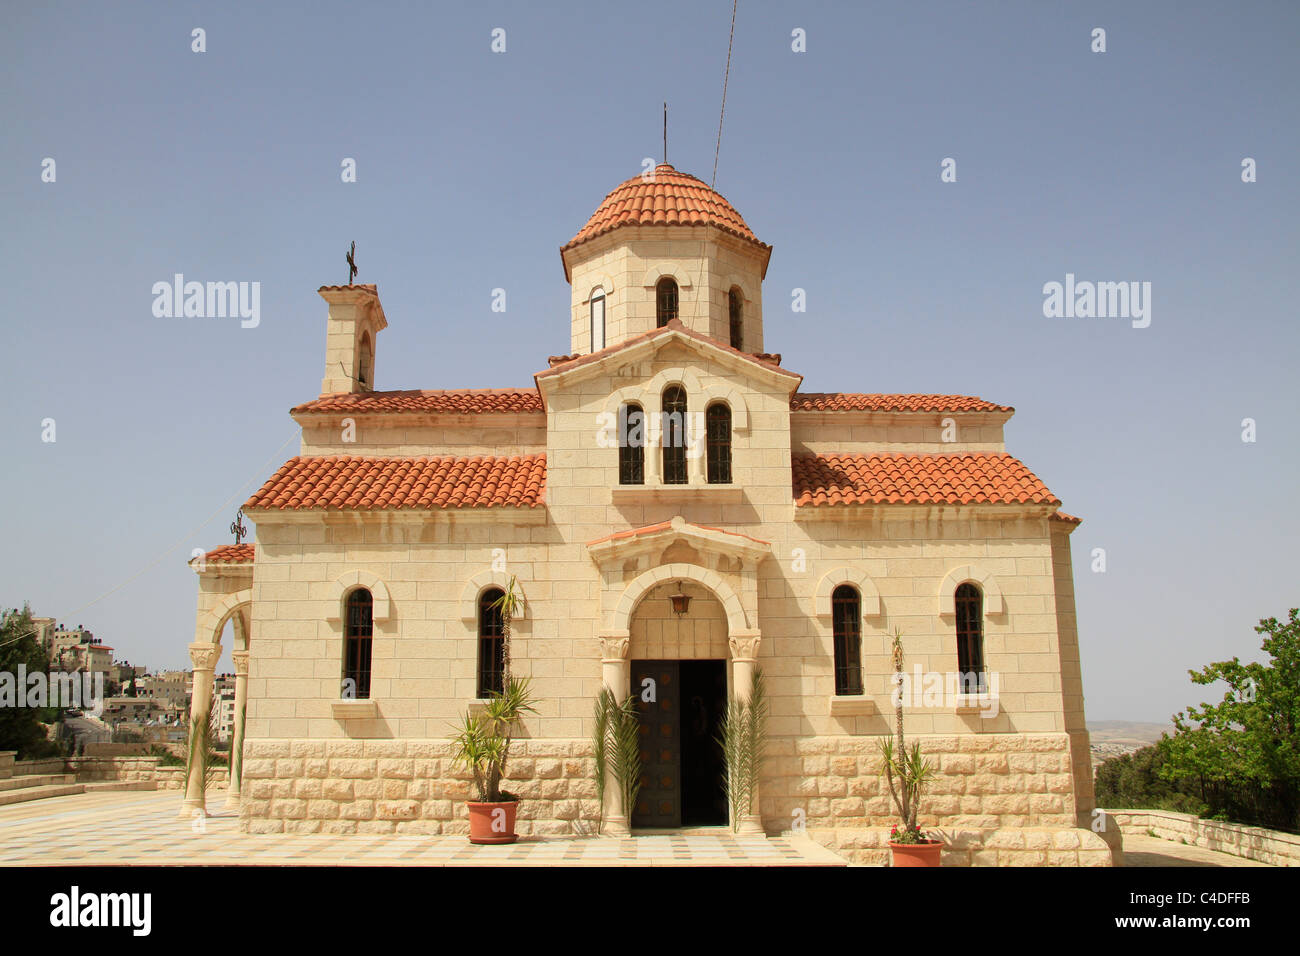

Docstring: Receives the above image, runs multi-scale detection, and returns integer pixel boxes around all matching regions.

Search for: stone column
[729,630,765,836]
[180,641,220,819]
[225,649,250,809]
[599,633,631,837]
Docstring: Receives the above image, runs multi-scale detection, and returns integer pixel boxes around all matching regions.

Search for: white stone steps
[82,781,156,793]
[0,773,76,792]
[0,783,85,806]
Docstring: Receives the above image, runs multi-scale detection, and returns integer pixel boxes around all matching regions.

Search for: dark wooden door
[631,660,680,828]
[680,660,728,826]
[630,659,729,829]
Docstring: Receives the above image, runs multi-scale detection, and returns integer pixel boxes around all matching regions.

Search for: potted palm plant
[881,627,941,866]
[452,675,537,844]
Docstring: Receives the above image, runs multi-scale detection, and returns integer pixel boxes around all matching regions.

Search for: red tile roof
[1051,511,1082,524]
[562,165,771,273]
[198,544,255,565]
[792,453,1059,507]
[292,389,543,415]
[791,393,1013,413]
[244,455,546,511]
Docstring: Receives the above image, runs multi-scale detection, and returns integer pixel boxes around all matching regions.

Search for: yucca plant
[452,675,537,802]
[717,668,769,832]
[881,627,936,844]
[591,687,641,831]
[487,576,525,684]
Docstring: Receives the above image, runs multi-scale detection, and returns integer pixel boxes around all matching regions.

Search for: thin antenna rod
[712,0,738,189]
[663,101,668,166]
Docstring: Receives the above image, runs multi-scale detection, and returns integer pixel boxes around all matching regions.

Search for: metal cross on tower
[346,241,358,286]
[230,510,248,546]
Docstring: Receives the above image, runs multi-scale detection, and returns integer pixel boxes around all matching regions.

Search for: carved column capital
[600,633,630,663]
[231,650,250,677]
[728,630,762,663]
[188,641,221,672]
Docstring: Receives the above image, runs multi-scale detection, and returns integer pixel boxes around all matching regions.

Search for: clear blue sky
[2,1,1296,723]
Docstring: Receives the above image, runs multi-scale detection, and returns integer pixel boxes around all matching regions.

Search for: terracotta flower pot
[889,840,942,867]
[466,800,519,844]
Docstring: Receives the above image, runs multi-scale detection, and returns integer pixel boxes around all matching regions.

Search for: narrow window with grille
[832,585,863,695]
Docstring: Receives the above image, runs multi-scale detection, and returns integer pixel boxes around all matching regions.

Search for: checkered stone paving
[0,791,848,867]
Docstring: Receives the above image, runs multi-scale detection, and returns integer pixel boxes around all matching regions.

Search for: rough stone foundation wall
[761,732,1114,865]
[66,756,161,783]
[239,732,1115,865]
[240,739,600,835]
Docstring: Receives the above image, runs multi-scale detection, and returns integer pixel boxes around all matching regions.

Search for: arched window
[618,402,645,485]
[656,277,678,327]
[590,288,606,352]
[343,589,373,699]
[831,585,863,695]
[728,288,743,350]
[955,583,986,693]
[357,332,373,389]
[661,386,688,484]
[706,402,731,484]
[478,588,506,698]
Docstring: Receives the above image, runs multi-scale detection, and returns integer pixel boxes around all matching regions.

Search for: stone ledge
[332,699,379,720]
[828,696,875,717]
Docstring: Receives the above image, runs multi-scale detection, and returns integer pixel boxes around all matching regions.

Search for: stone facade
[187,164,1115,864]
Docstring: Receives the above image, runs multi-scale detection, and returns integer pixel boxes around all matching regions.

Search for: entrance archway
[627,580,729,828]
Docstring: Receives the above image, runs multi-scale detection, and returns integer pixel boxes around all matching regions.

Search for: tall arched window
[618,402,645,485]
[706,402,731,484]
[357,332,373,389]
[478,588,506,698]
[661,386,688,484]
[590,287,606,352]
[955,583,986,693]
[832,585,863,695]
[728,288,743,350]
[656,277,678,327]
[343,589,373,699]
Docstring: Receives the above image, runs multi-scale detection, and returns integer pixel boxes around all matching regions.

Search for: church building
[187,164,1118,865]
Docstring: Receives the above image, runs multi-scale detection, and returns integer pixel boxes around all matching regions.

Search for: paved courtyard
[0,790,1278,867]
[0,790,847,866]
[1120,833,1273,867]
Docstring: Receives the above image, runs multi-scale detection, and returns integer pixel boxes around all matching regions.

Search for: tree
[1158,607,1300,831]
[0,605,63,758]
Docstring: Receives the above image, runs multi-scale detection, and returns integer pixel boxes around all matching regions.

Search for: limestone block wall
[239,738,599,835]
[762,733,1077,835]
[789,410,1008,454]
[236,733,1111,866]
[66,756,161,783]
[297,413,547,457]
[1107,809,1299,867]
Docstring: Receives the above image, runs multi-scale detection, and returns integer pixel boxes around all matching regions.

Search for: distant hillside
[1088,721,1173,747]
[1087,721,1174,769]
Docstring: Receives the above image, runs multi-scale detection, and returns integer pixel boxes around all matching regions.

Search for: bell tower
[318,284,387,397]
[560,165,772,356]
